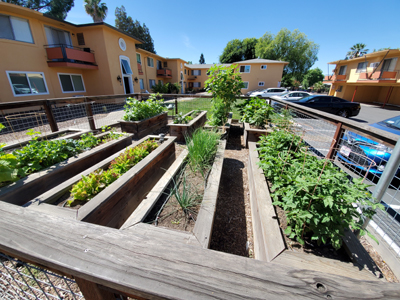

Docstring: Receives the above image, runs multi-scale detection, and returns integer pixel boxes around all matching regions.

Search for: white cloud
[182,34,195,49]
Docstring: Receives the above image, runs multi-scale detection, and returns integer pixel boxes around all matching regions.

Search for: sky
[66,0,400,75]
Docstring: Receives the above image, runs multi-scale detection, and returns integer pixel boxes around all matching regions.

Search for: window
[58,74,85,93]
[239,65,251,73]
[77,33,85,45]
[7,71,48,96]
[137,54,141,64]
[258,82,265,86]
[336,86,343,92]
[180,72,183,80]
[147,57,154,67]
[157,60,162,70]
[158,80,163,85]
[193,82,201,88]
[356,62,367,73]
[121,59,132,75]
[149,79,156,89]
[382,58,398,72]
[163,61,168,68]
[370,62,379,68]
[44,26,71,46]
[338,65,347,75]
[139,78,144,90]
[184,69,186,74]
[192,70,201,76]
[242,82,249,89]
[0,14,33,43]
[261,65,267,70]
[181,63,183,69]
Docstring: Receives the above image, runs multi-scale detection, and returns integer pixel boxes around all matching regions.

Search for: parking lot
[350,103,400,124]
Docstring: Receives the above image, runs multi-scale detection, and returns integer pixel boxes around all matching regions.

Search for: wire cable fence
[0,252,83,300]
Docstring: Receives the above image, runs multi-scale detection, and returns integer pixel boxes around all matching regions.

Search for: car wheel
[338,109,349,118]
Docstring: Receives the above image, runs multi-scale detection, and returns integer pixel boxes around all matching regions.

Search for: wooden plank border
[243,122,273,148]
[0,133,134,205]
[168,110,207,142]
[119,112,168,140]
[247,141,286,261]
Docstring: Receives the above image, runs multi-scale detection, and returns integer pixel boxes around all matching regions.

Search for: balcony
[187,76,197,80]
[358,71,398,83]
[138,63,144,75]
[45,45,98,70]
[323,74,347,83]
[157,68,172,78]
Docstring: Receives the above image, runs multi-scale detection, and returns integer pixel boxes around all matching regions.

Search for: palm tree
[345,43,369,60]
[84,0,108,23]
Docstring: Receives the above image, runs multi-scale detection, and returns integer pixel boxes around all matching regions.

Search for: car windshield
[382,117,400,130]
[298,95,315,102]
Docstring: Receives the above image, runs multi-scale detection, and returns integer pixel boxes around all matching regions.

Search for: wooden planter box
[25,136,177,229]
[119,112,168,139]
[121,139,227,248]
[0,132,133,206]
[168,110,207,142]
[247,141,383,281]
[204,112,233,139]
[2,128,90,152]
[243,122,273,148]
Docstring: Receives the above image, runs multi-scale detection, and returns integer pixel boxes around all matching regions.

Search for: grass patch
[170,98,245,119]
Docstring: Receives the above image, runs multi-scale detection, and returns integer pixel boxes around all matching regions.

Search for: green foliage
[199,53,205,64]
[346,43,368,60]
[0,153,22,187]
[207,98,228,126]
[115,5,156,53]
[236,97,274,127]
[302,68,324,88]
[186,129,220,178]
[78,132,99,149]
[69,139,158,205]
[205,64,243,124]
[257,131,383,249]
[173,112,193,124]
[151,82,180,94]
[123,94,166,121]
[169,171,200,214]
[255,28,319,82]
[3,0,74,20]
[313,81,327,92]
[101,126,124,141]
[84,0,107,22]
[219,38,258,63]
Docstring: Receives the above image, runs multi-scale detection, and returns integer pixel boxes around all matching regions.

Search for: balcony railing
[323,74,347,82]
[138,63,143,75]
[358,71,398,81]
[157,68,172,78]
[45,44,98,69]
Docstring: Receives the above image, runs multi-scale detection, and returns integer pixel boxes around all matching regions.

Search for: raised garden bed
[168,110,207,142]
[243,122,272,148]
[25,135,177,229]
[119,112,168,139]
[122,139,226,248]
[0,132,133,206]
[2,128,90,152]
[247,140,383,281]
[204,112,233,139]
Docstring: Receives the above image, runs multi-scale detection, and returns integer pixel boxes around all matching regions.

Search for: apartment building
[0,2,287,103]
[186,59,288,92]
[324,49,400,106]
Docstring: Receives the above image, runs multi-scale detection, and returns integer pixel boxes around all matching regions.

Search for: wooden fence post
[326,122,344,160]
[43,101,59,132]
[175,98,178,115]
[84,98,97,131]
[74,277,117,300]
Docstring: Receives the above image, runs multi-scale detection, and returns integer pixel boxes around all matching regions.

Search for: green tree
[313,81,325,93]
[302,68,324,88]
[219,38,258,63]
[255,28,319,82]
[345,43,368,59]
[199,53,205,64]
[115,5,156,53]
[2,0,74,20]
[187,61,193,64]
[84,0,107,22]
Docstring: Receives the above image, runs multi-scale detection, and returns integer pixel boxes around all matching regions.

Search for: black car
[290,95,361,118]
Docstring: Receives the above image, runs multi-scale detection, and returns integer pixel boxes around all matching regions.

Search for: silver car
[271,91,312,101]
[250,87,288,98]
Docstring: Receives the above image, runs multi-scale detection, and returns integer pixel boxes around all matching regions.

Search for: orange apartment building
[0,2,287,103]
[324,49,400,106]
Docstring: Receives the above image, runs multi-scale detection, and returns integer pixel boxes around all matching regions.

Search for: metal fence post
[43,101,59,132]
[175,98,178,115]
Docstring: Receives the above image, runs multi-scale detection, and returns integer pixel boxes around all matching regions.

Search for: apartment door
[120,56,134,94]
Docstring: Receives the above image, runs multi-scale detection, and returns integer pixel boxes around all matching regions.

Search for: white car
[271,91,312,101]
[250,87,288,98]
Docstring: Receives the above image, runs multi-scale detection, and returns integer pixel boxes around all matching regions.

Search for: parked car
[337,115,400,176]
[249,87,288,98]
[13,84,38,94]
[290,95,361,118]
[270,91,312,101]
[245,88,266,96]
